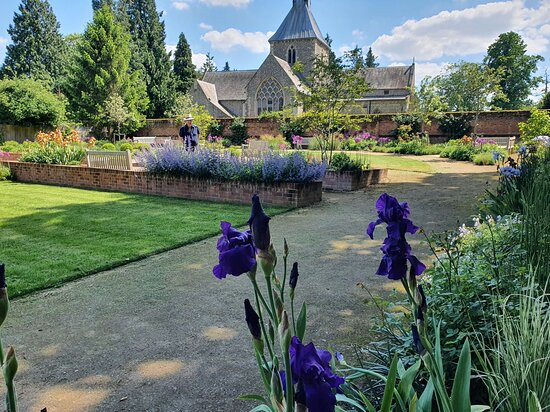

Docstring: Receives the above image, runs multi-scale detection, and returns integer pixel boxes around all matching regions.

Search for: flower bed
[323,169,388,191]
[7,162,322,207]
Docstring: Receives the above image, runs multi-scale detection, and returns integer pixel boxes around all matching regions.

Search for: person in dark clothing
[179,114,200,151]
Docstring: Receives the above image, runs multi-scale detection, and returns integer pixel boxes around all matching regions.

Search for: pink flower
[355,137,362,143]
[279,143,287,151]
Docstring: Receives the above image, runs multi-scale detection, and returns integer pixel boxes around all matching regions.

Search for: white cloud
[373,0,550,61]
[172,1,190,10]
[192,52,212,68]
[199,0,251,7]
[352,29,364,40]
[390,61,449,84]
[166,44,177,57]
[201,28,274,53]
[199,22,213,30]
[338,44,352,57]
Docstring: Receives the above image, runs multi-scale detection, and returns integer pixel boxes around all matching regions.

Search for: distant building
[190,0,415,118]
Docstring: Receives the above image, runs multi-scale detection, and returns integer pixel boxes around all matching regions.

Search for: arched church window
[257,78,285,115]
[287,46,297,65]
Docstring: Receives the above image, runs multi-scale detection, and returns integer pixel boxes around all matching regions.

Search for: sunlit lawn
[0,182,288,297]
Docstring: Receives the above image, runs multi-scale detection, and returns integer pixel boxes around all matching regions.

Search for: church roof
[362,65,415,90]
[202,70,257,101]
[269,0,328,47]
[195,80,233,117]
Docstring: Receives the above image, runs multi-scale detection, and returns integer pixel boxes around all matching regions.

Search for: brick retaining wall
[6,162,322,207]
[323,169,388,191]
[137,110,540,140]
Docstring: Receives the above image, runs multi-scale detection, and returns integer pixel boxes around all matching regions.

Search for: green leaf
[434,321,445,379]
[296,302,307,341]
[416,378,434,412]
[397,359,421,403]
[249,405,273,412]
[451,339,472,412]
[239,394,268,402]
[527,391,542,412]
[381,353,399,412]
[336,394,367,412]
[470,406,490,412]
[409,393,418,412]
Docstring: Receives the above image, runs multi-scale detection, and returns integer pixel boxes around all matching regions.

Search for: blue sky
[1,0,549,99]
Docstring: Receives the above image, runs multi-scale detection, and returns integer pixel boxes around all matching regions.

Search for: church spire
[270,0,326,46]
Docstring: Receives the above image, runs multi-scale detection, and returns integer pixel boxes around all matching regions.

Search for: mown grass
[0,182,288,297]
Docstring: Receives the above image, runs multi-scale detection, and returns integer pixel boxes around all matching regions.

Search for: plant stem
[254,286,275,359]
[265,271,279,326]
[283,344,294,412]
[290,297,297,336]
[281,256,288,304]
[5,380,16,412]
[252,279,275,320]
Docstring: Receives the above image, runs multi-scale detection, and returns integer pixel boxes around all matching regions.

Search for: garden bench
[86,150,133,171]
[486,136,516,150]
[134,136,157,144]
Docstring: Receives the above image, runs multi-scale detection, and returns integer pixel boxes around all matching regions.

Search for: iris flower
[213,222,256,279]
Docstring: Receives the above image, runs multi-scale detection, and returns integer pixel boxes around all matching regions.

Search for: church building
[190,0,415,119]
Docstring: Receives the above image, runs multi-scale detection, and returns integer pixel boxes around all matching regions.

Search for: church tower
[269,0,330,77]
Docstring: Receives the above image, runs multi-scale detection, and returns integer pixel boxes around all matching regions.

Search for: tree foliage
[173,33,196,94]
[294,50,370,163]
[484,32,544,109]
[104,92,131,137]
[0,78,66,126]
[66,6,148,135]
[168,93,214,134]
[201,52,217,75]
[540,93,550,110]
[365,47,379,68]
[223,62,231,72]
[518,108,550,141]
[92,0,114,12]
[124,0,176,118]
[1,0,65,85]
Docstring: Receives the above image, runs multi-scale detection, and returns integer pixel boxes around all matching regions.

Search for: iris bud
[268,320,275,344]
[274,292,284,322]
[0,264,8,328]
[278,311,291,352]
[248,194,271,253]
[259,245,277,278]
[411,325,426,356]
[283,238,289,259]
[244,299,262,341]
[3,346,18,383]
[270,359,284,409]
[289,262,299,289]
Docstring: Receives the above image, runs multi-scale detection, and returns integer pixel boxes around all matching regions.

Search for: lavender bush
[138,145,326,184]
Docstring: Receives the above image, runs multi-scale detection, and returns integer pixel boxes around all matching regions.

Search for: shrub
[330,152,366,172]
[117,142,133,152]
[0,141,23,153]
[101,143,116,151]
[208,121,225,137]
[0,78,66,127]
[472,151,496,165]
[518,108,550,141]
[439,113,473,139]
[138,146,326,183]
[0,165,11,180]
[439,139,475,161]
[229,117,248,145]
[392,113,423,137]
[259,134,289,150]
[20,129,89,165]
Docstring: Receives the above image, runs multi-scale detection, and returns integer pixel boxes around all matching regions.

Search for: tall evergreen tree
[1,0,65,84]
[223,62,230,71]
[365,47,379,68]
[173,33,196,93]
[201,52,217,75]
[125,0,176,118]
[92,0,114,12]
[67,6,148,134]
[484,32,544,109]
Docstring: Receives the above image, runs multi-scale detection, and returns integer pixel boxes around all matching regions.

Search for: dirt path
[3,158,497,411]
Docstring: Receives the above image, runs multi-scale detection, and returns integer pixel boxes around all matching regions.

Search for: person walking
[179,114,200,151]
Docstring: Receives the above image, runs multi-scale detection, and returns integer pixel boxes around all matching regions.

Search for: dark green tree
[365,47,379,68]
[484,32,544,109]
[540,93,550,110]
[92,0,114,11]
[173,33,196,93]
[125,0,176,118]
[201,52,217,75]
[66,6,148,134]
[223,61,230,71]
[1,0,65,84]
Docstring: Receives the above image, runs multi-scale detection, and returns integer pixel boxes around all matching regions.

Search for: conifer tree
[201,52,217,75]
[1,0,65,84]
[173,33,196,93]
[125,0,176,118]
[365,47,379,68]
[223,62,230,71]
[67,6,148,134]
[92,0,114,12]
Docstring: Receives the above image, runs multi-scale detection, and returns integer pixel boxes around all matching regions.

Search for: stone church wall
[270,38,328,78]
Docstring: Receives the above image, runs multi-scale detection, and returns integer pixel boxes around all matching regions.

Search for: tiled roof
[269,0,328,47]
[202,70,257,101]
[362,65,415,90]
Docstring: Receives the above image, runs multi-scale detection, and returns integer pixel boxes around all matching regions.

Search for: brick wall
[137,110,539,140]
[323,169,389,191]
[6,162,323,207]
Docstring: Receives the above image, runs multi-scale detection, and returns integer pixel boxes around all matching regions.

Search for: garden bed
[323,169,388,191]
[6,162,322,207]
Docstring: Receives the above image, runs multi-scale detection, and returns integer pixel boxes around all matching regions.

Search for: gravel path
[3,157,497,411]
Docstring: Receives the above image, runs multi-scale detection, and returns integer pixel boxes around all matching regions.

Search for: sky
[0,0,549,99]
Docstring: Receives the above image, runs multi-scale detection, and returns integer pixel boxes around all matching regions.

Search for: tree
[410,76,448,132]
[0,78,65,126]
[92,0,114,11]
[365,47,379,68]
[484,32,544,109]
[294,50,370,164]
[1,0,65,85]
[434,62,505,134]
[223,62,231,72]
[125,0,176,118]
[167,93,214,134]
[173,33,196,94]
[104,92,131,140]
[540,93,550,110]
[66,6,148,135]
[201,52,217,75]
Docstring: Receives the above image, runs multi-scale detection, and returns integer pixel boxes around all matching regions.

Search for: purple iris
[213,222,256,279]
[248,194,271,253]
[289,262,299,289]
[367,194,426,280]
[283,336,344,412]
[367,193,419,240]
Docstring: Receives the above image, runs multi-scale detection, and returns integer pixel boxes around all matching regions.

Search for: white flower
[458,224,471,238]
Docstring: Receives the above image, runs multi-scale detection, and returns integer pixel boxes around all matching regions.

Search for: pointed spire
[271,0,326,46]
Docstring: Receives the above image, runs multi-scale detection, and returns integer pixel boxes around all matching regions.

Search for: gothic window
[287,46,297,65]
[257,78,285,115]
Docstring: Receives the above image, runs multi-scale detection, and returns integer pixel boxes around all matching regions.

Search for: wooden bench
[86,150,133,171]
[481,136,516,150]
[134,136,157,144]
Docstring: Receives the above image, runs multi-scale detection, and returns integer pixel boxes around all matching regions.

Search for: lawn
[304,150,433,173]
[0,182,288,298]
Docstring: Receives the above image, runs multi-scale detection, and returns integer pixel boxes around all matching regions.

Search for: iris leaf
[450,339,471,412]
[296,302,307,341]
[381,353,399,412]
